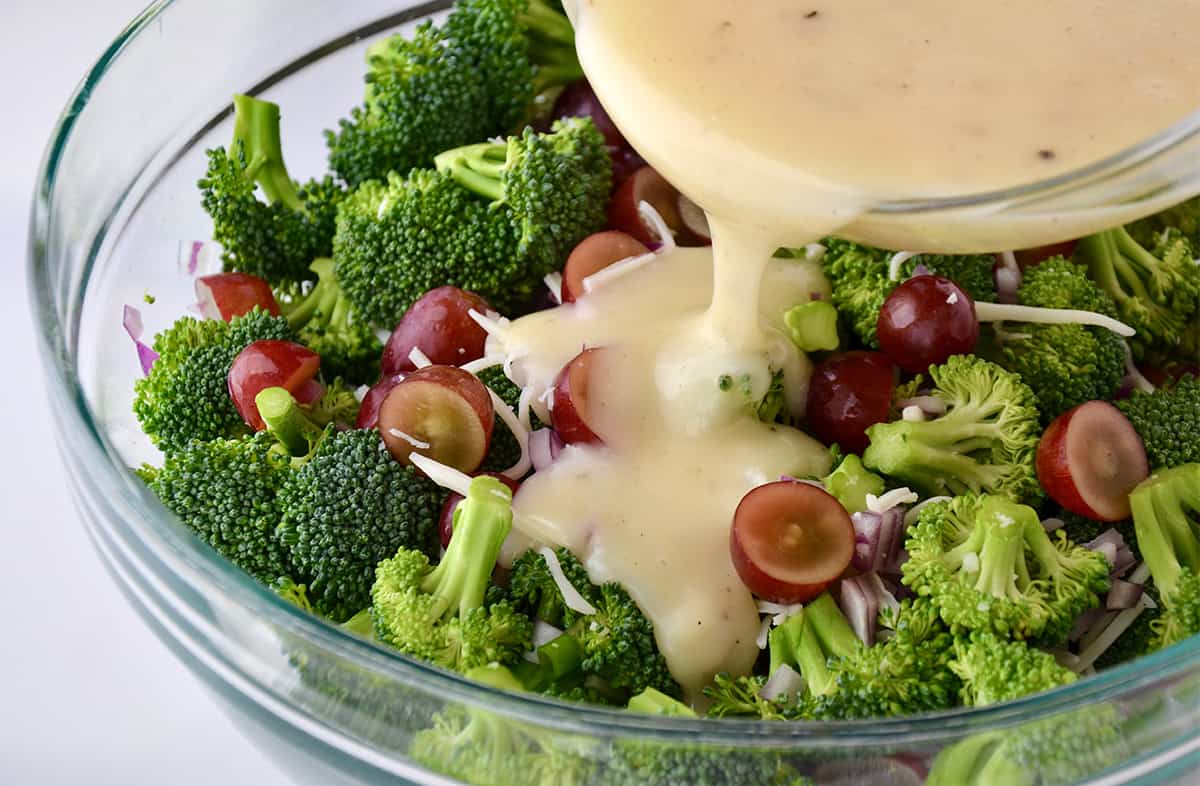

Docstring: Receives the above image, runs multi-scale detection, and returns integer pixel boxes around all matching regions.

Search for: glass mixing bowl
[28,1,1200,783]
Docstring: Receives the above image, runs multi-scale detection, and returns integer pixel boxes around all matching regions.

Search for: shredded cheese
[485,386,531,480]
[866,488,919,513]
[582,250,659,293]
[408,453,473,497]
[638,200,676,251]
[539,547,597,616]
[387,429,431,450]
[544,272,564,305]
[887,251,920,281]
[974,302,1136,337]
[408,347,433,369]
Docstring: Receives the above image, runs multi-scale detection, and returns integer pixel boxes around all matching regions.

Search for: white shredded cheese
[485,386,531,480]
[353,384,370,403]
[1074,600,1149,672]
[408,347,433,369]
[582,250,658,293]
[755,615,774,650]
[543,272,564,305]
[1121,340,1157,394]
[517,385,534,433]
[866,488,919,513]
[638,200,676,251]
[460,355,504,375]
[901,405,926,422]
[408,453,473,497]
[887,251,920,281]
[467,308,511,338]
[804,243,827,262]
[974,302,1136,337]
[539,547,597,616]
[387,429,431,450]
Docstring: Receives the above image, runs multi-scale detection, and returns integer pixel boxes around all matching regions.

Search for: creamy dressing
[493,2,1200,697]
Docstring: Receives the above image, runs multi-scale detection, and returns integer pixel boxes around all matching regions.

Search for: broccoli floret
[273,258,381,384]
[903,495,1109,642]
[927,704,1129,786]
[1117,374,1200,469]
[1074,226,1200,354]
[801,599,961,720]
[608,689,814,786]
[995,258,1125,423]
[370,476,532,670]
[476,365,531,474]
[1127,196,1200,252]
[702,673,789,720]
[820,238,997,347]
[132,307,291,453]
[822,454,885,514]
[333,119,609,326]
[200,95,343,283]
[327,0,581,186]
[770,592,862,699]
[950,632,1076,706]
[507,547,681,700]
[1129,464,1200,648]
[276,420,445,622]
[862,355,1043,502]
[411,664,596,786]
[272,577,314,612]
[140,431,294,584]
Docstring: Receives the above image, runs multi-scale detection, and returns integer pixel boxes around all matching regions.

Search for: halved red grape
[356,373,406,429]
[552,348,607,445]
[195,273,281,321]
[877,275,978,374]
[562,231,650,303]
[607,166,706,247]
[438,472,522,549]
[730,481,855,603]
[1037,401,1149,521]
[382,286,493,375]
[228,340,321,430]
[378,365,494,472]
[805,351,897,455]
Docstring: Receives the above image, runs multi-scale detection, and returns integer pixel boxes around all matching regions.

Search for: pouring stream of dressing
[496,1,1200,699]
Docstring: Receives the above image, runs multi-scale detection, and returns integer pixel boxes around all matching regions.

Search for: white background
[1,3,288,784]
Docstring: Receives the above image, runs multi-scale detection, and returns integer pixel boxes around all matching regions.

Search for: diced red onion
[759,663,804,701]
[529,428,564,471]
[1069,607,1107,643]
[852,511,882,572]
[1041,517,1065,533]
[179,239,221,276]
[1086,529,1136,575]
[995,266,1021,304]
[122,305,159,376]
[852,509,907,574]
[838,575,880,646]
[908,263,933,279]
[1107,579,1144,611]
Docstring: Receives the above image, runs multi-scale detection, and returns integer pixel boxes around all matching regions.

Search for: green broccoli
[1127,196,1200,258]
[370,476,532,671]
[1057,509,1139,561]
[132,307,291,453]
[477,365,531,474]
[771,592,862,699]
[801,599,961,720]
[200,95,344,283]
[822,454,885,514]
[862,355,1043,502]
[411,664,596,786]
[327,0,581,186]
[1129,464,1200,648]
[273,258,381,384]
[950,632,1076,706]
[702,673,789,720]
[332,119,610,326]
[820,237,997,347]
[507,547,681,700]
[608,688,814,786]
[139,431,294,584]
[783,299,840,353]
[272,392,445,621]
[1117,374,1200,469]
[927,704,1129,786]
[903,495,1109,642]
[272,577,314,611]
[1074,225,1200,354]
[994,258,1126,423]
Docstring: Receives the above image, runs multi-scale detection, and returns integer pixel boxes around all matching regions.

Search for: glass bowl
[28,1,1200,784]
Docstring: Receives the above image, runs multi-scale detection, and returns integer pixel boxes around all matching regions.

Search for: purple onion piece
[1086,528,1128,551]
[838,576,879,647]
[995,264,1022,305]
[1069,607,1106,643]
[1041,517,1065,533]
[851,511,883,572]
[759,663,804,701]
[909,263,933,278]
[878,508,906,572]
[122,305,158,376]
[529,429,555,471]
[1107,579,1144,611]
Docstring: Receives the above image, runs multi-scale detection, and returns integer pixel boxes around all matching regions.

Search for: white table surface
[1,3,289,784]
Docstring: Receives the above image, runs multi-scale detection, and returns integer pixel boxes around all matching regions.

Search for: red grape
[730,481,855,603]
[438,472,522,549]
[877,275,978,374]
[382,286,493,375]
[551,348,607,445]
[228,340,321,430]
[195,273,281,321]
[607,166,707,247]
[356,373,406,429]
[805,351,897,455]
[377,365,494,472]
[1037,401,1149,521]
[562,231,650,303]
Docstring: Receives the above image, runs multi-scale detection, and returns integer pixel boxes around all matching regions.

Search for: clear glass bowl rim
[27,0,1200,754]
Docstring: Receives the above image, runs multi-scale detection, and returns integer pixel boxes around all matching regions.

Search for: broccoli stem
[231,94,303,211]
[627,687,697,717]
[435,142,508,201]
[284,258,341,329]
[420,476,514,619]
[1131,468,1200,600]
[520,0,577,48]
[974,513,1026,601]
[256,387,323,458]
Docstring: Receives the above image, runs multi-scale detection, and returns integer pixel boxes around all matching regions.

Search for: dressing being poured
[497,1,1200,698]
